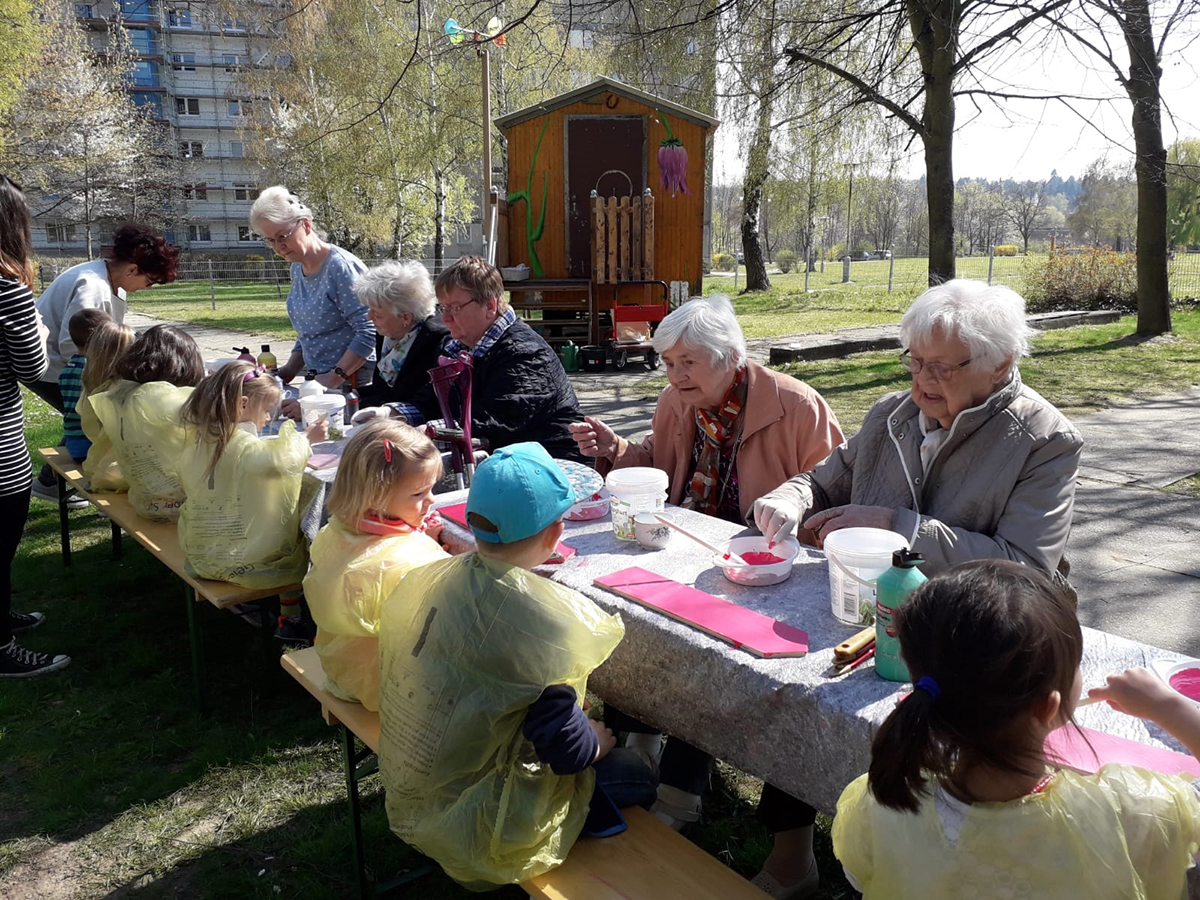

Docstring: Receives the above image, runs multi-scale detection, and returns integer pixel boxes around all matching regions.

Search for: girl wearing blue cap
[378,442,657,887]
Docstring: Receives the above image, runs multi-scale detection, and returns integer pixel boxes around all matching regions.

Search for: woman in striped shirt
[0,175,70,677]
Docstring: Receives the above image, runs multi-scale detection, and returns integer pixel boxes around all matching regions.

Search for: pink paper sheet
[436,502,576,564]
[1045,723,1200,778]
[306,452,341,469]
[594,567,808,658]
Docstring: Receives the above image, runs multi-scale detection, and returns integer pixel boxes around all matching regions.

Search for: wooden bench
[281,647,767,900]
[41,446,303,705]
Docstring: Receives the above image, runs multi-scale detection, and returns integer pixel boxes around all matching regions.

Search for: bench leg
[111,519,122,560]
[342,724,371,900]
[56,473,71,567]
[185,584,205,711]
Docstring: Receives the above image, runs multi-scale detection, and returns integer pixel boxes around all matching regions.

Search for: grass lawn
[5,308,1199,898]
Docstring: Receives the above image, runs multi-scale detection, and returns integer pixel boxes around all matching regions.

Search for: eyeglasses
[435,298,480,318]
[263,222,301,249]
[900,350,971,381]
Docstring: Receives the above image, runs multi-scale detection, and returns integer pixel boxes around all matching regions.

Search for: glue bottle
[297,369,325,400]
[874,549,926,682]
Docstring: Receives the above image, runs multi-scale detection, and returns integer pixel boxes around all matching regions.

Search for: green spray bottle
[874,549,926,682]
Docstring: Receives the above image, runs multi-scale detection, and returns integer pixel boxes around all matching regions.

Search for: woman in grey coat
[753,278,1083,578]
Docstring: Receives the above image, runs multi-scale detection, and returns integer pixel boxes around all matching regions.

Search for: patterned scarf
[378,322,423,386]
[683,365,748,516]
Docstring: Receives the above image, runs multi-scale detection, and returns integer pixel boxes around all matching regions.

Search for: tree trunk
[1121,0,1171,335]
[909,0,958,285]
[433,169,445,269]
[741,98,772,292]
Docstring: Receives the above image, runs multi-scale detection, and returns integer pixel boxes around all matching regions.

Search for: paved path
[128,310,1200,656]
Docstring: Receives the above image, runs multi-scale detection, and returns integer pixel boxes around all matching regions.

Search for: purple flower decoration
[657,110,691,197]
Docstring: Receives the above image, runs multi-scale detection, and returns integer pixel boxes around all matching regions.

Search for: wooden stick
[653,514,749,567]
[1075,695,1105,707]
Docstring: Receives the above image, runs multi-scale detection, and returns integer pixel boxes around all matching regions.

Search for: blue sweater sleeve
[330,253,375,360]
[523,685,599,775]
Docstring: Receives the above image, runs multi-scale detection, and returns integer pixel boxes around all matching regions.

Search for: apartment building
[32,0,274,256]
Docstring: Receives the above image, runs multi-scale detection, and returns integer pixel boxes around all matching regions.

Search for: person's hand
[277,365,301,385]
[423,516,444,543]
[316,369,344,390]
[569,416,619,460]
[281,398,302,421]
[752,497,801,547]
[305,418,329,443]
[352,406,393,425]
[804,505,895,543]
[589,718,617,762]
[35,309,49,350]
[1087,667,1181,720]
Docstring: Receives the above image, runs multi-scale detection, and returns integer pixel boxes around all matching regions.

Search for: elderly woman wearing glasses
[250,186,374,389]
[753,279,1083,582]
[352,260,449,405]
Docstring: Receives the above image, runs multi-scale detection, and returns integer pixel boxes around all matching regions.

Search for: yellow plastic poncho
[79,385,127,492]
[305,517,449,711]
[379,553,625,889]
[88,381,193,520]
[173,421,311,588]
[833,765,1200,900]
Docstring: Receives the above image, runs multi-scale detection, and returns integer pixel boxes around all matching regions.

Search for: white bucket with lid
[823,527,909,626]
[299,393,346,428]
[605,467,668,541]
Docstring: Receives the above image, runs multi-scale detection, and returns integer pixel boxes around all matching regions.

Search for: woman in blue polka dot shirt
[250,186,375,389]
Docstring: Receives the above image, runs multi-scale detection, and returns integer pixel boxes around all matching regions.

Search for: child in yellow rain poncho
[304,419,448,711]
[77,320,134,491]
[175,361,327,589]
[833,560,1200,900]
[85,325,206,517]
[378,443,658,889]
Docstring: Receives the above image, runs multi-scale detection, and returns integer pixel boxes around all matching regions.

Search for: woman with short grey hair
[250,186,374,389]
[354,261,449,405]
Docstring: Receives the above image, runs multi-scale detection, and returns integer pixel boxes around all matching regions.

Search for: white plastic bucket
[605,467,668,541]
[299,394,346,428]
[823,527,909,626]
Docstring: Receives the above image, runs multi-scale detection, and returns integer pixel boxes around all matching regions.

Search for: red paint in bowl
[1169,668,1200,701]
[740,551,786,566]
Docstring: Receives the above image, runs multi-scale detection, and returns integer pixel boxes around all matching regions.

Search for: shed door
[565,116,646,279]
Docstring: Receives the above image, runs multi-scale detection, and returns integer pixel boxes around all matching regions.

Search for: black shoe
[274,614,315,645]
[0,639,71,678]
[9,611,45,634]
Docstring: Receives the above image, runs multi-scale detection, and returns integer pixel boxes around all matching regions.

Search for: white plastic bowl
[566,487,610,521]
[712,536,801,586]
[1150,658,1200,705]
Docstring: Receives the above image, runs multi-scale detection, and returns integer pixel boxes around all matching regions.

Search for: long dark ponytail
[867,559,1083,812]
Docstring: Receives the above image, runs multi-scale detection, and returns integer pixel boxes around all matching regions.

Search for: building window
[46,224,78,243]
[233,183,259,201]
[221,15,247,32]
[167,8,191,27]
[76,4,94,17]
[176,97,200,116]
[172,52,196,71]
[119,0,157,22]
[568,28,596,49]
[182,184,207,201]
[228,99,252,117]
[228,141,244,158]
[222,54,242,73]
[179,140,204,158]
[132,91,163,118]
[238,225,255,242]
[188,224,212,242]
[129,60,158,87]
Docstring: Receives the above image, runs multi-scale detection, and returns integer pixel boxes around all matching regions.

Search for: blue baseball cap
[465,442,574,543]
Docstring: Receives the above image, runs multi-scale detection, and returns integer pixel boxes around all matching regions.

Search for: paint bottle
[297,369,325,400]
[874,549,926,682]
[234,346,256,363]
[341,381,359,425]
[257,344,278,373]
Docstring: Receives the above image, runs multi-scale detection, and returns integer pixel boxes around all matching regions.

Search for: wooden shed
[495,77,719,350]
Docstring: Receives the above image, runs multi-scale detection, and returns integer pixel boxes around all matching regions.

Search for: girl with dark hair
[833,559,1200,899]
[30,222,180,502]
[0,174,70,677]
[85,325,205,520]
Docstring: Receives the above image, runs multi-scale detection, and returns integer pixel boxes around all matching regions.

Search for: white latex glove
[752,497,801,548]
[351,405,393,425]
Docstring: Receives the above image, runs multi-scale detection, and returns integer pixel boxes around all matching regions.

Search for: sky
[714,21,1200,185]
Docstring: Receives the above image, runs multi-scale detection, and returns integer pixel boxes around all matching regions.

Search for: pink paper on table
[306,452,340,469]
[594,567,808,659]
[1045,723,1200,778]
[435,502,576,564]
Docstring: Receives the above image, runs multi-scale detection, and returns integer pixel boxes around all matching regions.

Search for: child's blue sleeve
[523,684,599,775]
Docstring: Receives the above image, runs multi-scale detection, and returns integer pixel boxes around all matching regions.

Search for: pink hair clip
[383,438,393,463]
[243,365,266,382]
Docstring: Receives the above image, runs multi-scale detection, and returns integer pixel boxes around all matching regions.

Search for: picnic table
[430,491,1200,817]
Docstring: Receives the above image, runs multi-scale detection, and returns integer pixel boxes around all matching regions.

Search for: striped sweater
[0,277,50,496]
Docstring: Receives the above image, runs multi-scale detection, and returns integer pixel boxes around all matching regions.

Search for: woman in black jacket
[353,260,450,405]
[0,175,70,677]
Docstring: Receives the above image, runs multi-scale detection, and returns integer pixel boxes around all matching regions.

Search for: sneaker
[274,614,315,644]
[0,639,71,678]
[30,479,88,509]
[9,611,45,634]
[650,784,703,831]
[751,859,819,900]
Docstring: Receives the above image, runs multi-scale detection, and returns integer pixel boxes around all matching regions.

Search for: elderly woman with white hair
[753,278,1083,580]
[571,294,844,900]
[250,186,374,389]
[353,260,449,405]
[572,294,843,521]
